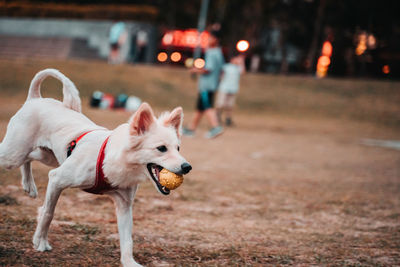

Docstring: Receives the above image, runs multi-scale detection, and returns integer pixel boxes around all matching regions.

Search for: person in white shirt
[216,54,245,126]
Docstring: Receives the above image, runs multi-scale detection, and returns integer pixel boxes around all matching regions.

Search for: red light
[185,30,198,47]
[161,29,211,49]
[382,65,390,74]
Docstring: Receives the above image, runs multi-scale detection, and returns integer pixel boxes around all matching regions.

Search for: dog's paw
[33,237,52,252]
[26,186,38,198]
[29,189,38,198]
[22,181,38,198]
[121,258,143,267]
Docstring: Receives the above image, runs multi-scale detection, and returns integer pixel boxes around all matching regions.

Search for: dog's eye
[177,146,180,151]
[157,145,168,152]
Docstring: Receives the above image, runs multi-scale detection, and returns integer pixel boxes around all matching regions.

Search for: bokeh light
[355,32,367,56]
[185,58,194,68]
[194,58,205,68]
[382,65,390,74]
[170,52,182,62]
[318,55,331,67]
[157,52,168,62]
[322,41,332,57]
[367,34,377,49]
[162,33,173,46]
[236,40,249,52]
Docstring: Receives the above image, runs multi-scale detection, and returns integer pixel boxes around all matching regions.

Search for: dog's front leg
[110,186,142,267]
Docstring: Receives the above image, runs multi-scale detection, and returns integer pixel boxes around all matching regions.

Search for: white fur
[0,69,190,267]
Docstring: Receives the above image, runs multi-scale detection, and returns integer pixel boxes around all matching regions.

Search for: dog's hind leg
[0,139,30,170]
[0,114,35,170]
[28,147,59,168]
[33,168,64,251]
[21,148,58,199]
[20,162,38,198]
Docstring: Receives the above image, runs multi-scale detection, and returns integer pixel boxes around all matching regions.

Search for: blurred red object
[100,93,115,109]
[161,29,210,50]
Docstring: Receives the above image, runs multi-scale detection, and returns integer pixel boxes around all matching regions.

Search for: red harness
[67,132,116,195]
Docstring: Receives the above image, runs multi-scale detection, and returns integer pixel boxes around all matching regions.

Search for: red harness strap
[83,136,116,195]
[67,132,116,195]
[67,131,94,157]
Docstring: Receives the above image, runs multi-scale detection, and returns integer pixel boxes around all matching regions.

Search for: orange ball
[159,168,184,190]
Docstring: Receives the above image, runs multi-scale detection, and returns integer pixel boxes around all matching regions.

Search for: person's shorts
[110,42,119,50]
[216,91,236,109]
[196,91,215,111]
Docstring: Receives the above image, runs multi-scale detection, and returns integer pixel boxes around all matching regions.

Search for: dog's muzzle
[177,162,192,175]
[147,162,192,195]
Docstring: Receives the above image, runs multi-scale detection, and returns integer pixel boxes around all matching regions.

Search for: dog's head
[126,102,191,195]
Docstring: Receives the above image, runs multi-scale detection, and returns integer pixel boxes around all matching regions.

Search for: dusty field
[0,60,399,266]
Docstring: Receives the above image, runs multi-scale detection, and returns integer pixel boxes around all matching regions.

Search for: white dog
[0,69,192,266]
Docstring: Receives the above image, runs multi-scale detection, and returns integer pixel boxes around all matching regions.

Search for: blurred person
[133,29,149,63]
[108,21,127,64]
[216,54,245,126]
[183,30,225,139]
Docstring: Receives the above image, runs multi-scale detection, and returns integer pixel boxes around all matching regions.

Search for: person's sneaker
[204,126,224,139]
[182,127,195,137]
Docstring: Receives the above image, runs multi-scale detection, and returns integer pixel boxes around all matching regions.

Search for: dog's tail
[27,68,81,113]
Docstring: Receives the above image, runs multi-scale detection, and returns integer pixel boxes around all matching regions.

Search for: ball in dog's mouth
[147,163,184,195]
[159,168,184,190]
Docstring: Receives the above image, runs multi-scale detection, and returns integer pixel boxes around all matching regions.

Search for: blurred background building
[0,0,399,78]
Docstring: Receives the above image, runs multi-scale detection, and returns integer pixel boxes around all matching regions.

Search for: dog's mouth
[146,163,170,195]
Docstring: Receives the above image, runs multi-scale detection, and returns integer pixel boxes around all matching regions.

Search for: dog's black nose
[181,162,192,174]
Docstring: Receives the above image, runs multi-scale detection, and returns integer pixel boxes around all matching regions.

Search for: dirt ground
[0,62,400,266]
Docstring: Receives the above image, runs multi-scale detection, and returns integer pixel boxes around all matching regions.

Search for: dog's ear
[164,106,183,138]
[129,102,155,136]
